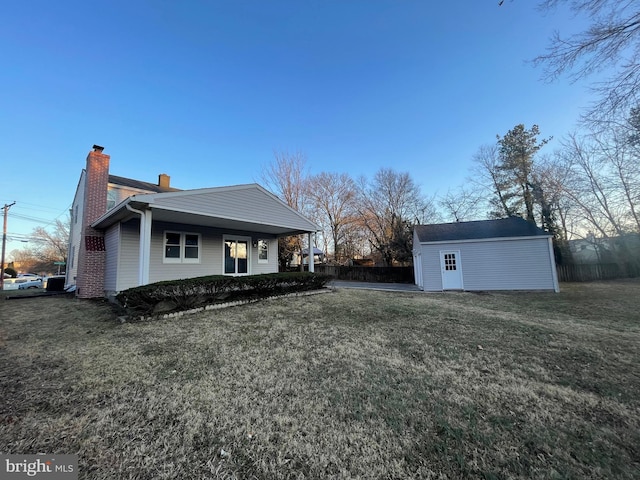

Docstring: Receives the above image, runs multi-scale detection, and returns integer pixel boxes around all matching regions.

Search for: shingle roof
[414,217,551,243]
[108,175,180,193]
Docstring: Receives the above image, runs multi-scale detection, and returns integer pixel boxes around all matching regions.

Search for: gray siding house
[413,218,559,292]
[66,146,319,298]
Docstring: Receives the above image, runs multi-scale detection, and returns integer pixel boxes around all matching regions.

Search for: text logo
[1,455,78,479]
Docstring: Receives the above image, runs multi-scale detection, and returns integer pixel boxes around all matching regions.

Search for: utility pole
[1,202,16,291]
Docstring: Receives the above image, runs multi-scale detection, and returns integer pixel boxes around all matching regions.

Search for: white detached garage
[413,217,559,292]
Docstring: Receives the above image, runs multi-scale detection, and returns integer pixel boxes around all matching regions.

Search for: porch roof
[91,183,319,236]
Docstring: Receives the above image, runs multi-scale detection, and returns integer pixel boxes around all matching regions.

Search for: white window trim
[223,235,252,275]
[163,231,201,264]
[257,239,269,264]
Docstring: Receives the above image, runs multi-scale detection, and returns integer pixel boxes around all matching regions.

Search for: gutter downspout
[126,204,152,286]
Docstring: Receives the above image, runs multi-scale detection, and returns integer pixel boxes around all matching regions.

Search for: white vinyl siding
[149,222,221,284]
[418,237,556,291]
[151,186,317,232]
[111,220,280,291]
[104,224,120,292]
[66,171,86,287]
[117,220,141,291]
[251,238,276,274]
[419,244,445,291]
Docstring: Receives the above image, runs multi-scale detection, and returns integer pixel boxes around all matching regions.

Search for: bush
[4,267,17,278]
[116,272,331,317]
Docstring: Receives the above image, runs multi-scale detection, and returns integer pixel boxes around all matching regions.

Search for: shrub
[4,267,17,278]
[115,272,330,317]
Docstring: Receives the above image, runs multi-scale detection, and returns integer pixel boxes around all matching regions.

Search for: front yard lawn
[1,280,639,479]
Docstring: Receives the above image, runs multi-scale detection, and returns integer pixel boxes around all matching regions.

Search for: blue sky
[1,0,595,254]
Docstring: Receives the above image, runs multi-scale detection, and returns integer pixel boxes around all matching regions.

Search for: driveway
[329,280,422,292]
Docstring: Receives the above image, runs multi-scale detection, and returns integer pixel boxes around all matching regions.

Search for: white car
[18,278,44,289]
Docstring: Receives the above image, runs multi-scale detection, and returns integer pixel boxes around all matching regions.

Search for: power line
[8,212,56,224]
[5,201,68,213]
[6,233,46,243]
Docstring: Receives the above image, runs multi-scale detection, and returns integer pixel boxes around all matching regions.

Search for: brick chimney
[76,145,110,298]
[158,173,170,190]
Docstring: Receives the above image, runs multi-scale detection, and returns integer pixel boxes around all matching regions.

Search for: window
[223,236,250,275]
[257,239,269,264]
[444,253,457,271]
[163,231,201,263]
[107,189,117,210]
[73,205,78,224]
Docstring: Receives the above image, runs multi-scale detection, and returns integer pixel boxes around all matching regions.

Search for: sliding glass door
[224,238,248,275]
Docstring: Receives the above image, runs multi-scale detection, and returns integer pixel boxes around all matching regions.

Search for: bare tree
[438,185,484,222]
[7,218,69,274]
[531,0,640,122]
[557,132,637,238]
[261,150,309,214]
[307,172,358,264]
[8,247,40,274]
[260,150,311,270]
[357,168,433,266]
[531,155,575,241]
[471,144,519,218]
[31,218,70,265]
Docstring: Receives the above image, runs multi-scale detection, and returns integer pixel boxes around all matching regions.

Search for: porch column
[308,232,315,273]
[140,209,152,285]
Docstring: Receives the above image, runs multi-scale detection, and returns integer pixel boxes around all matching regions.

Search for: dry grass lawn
[1,281,639,479]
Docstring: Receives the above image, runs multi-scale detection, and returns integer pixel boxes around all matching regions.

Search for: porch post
[140,209,152,285]
[308,232,315,273]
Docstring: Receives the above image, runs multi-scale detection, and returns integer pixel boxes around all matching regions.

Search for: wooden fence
[315,263,639,284]
[555,263,640,282]
[314,265,415,283]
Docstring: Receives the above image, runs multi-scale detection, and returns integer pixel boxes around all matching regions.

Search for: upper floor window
[107,189,117,210]
[163,231,201,264]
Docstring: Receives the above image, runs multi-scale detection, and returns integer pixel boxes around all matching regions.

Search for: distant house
[413,217,559,292]
[568,238,603,264]
[568,233,640,264]
[66,146,319,299]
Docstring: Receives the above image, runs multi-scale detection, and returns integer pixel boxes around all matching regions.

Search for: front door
[440,250,463,290]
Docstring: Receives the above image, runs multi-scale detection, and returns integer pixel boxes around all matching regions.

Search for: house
[412,217,559,292]
[568,233,640,265]
[66,145,319,299]
[567,238,603,264]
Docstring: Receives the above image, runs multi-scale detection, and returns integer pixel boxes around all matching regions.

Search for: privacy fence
[314,265,414,283]
[555,263,640,282]
[315,263,639,284]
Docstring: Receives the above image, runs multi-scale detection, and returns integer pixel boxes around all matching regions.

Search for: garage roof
[415,217,551,243]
